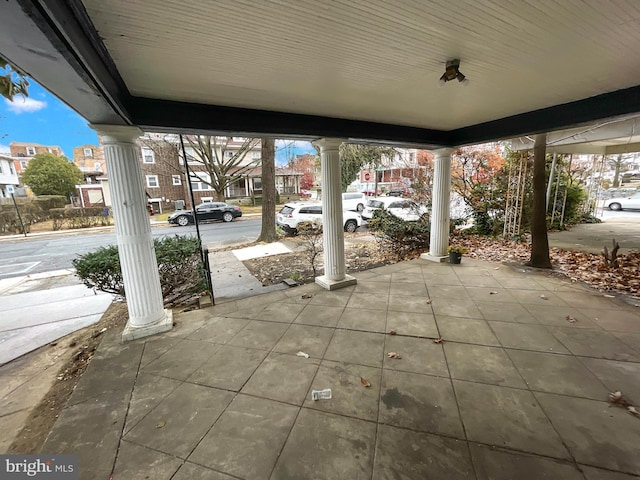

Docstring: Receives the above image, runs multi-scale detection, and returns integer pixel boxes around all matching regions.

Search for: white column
[315,138,357,290]
[92,125,173,341]
[422,148,453,262]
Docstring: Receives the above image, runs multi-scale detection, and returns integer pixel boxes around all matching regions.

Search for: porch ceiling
[2,1,640,146]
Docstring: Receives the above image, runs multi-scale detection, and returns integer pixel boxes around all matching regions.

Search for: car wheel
[177,215,190,226]
[223,212,234,222]
[356,203,364,212]
[344,219,358,233]
[608,202,622,211]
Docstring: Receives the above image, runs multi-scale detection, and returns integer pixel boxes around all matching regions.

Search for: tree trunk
[528,134,552,268]
[258,138,278,243]
[612,154,622,188]
[214,189,225,202]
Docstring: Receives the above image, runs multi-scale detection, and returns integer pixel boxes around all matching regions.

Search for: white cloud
[0,144,9,154]
[5,97,47,114]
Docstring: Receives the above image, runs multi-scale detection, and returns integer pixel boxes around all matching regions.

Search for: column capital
[433,147,455,158]
[90,124,143,145]
[314,138,346,151]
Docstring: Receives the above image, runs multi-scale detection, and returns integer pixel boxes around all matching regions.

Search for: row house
[9,142,64,174]
[73,144,107,175]
[0,154,20,198]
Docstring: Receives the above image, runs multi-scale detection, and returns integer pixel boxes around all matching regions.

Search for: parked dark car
[168,202,242,226]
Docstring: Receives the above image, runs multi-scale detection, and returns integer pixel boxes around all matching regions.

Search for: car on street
[362,197,428,221]
[604,192,640,211]
[168,202,242,226]
[342,192,367,212]
[277,202,362,234]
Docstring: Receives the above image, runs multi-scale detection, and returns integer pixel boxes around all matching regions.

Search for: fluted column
[315,138,357,290]
[422,148,453,262]
[92,125,173,340]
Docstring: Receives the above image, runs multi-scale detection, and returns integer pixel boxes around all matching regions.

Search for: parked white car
[277,202,362,234]
[342,192,367,212]
[604,192,640,211]
[362,197,428,221]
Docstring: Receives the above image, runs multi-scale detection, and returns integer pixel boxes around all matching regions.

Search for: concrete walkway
[0,271,113,366]
[549,214,640,254]
[39,257,640,479]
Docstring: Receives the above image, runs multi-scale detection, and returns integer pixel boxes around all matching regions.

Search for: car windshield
[367,200,384,208]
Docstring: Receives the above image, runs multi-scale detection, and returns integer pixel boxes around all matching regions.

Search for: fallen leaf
[609,391,622,403]
[360,377,371,388]
[388,330,397,335]
[155,421,166,429]
[604,294,615,298]
[296,351,310,358]
[494,267,500,270]
[387,352,402,359]
[489,291,498,295]
[433,337,444,344]
[426,298,432,304]
[628,406,640,416]
[302,293,313,299]
[565,315,577,323]
[540,295,548,300]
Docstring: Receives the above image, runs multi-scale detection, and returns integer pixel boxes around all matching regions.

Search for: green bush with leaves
[73,235,207,306]
[367,209,430,258]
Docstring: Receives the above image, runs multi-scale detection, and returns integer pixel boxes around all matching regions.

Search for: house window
[0,163,3,174]
[26,147,36,156]
[9,163,15,175]
[225,151,234,159]
[172,175,182,185]
[141,147,155,164]
[181,146,198,164]
[146,175,159,188]
[94,162,102,171]
[84,148,93,157]
[20,161,27,169]
[252,151,260,159]
[189,172,211,190]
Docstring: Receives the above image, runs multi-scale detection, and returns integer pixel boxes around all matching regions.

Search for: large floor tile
[346,292,389,310]
[112,440,182,479]
[373,424,475,480]
[580,357,640,402]
[466,287,519,304]
[173,463,236,479]
[273,324,334,358]
[385,311,438,337]
[379,370,464,438]
[189,395,298,480]
[253,302,306,323]
[383,335,449,376]
[188,345,268,391]
[535,392,640,475]
[476,302,539,323]
[548,327,640,361]
[522,304,600,328]
[457,275,502,288]
[354,280,390,293]
[612,332,640,354]
[188,316,250,343]
[241,352,319,405]
[271,409,376,479]
[124,383,234,458]
[494,277,548,290]
[436,317,501,346]
[453,380,570,459]
[428,284,470,299]
[508,290,569,306]
[388,294,434,314]
[324,329,386,367]
[124,373,182,434]
[142,339,221,381]
[389,281,428,296]
[338,307,387,332]
[304,360,381,421]
[508,349,609,399]
[294,304,345,327]
[444,343,526,388]
[489,322,569,353]
[227,320,289,350]
[578,308,640,333]
[308,289,353,307]
[424,274,463,286]
[581,465,640,480]
[470,444,584,480]
[391,272,425,283]
[431,298,483,319]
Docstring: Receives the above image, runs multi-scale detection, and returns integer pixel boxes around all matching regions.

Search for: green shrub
[50,207,112,230]
[73,235,207,306]
[367,209,430,258]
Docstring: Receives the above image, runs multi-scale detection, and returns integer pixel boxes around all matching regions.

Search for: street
[0,219,262,279]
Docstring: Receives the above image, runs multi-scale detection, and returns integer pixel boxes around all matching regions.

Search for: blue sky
[0,78,315,165]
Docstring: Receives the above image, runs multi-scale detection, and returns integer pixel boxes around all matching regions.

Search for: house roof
[2,1,640,146]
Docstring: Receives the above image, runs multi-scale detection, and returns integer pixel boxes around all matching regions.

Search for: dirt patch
[6,302,128,454]
[243,238,405,285]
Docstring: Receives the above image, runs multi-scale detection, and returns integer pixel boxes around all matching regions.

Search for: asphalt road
[0,219,262,279]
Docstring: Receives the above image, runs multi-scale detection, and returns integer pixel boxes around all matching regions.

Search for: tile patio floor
[42,258,640,479]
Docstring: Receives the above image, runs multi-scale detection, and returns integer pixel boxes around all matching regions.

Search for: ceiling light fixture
[438,59,469,87]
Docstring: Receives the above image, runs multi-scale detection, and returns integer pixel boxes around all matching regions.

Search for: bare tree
[258,138,277,242]
[608,154,630,188]
[528,134,552,268]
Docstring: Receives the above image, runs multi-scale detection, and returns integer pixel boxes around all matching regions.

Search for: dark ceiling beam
[450,85,640,146]
[128,97,452,148]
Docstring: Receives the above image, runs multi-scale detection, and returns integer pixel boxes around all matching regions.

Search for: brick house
[73,144,106,175]
[138,137,187,213]
[9,142,64,174]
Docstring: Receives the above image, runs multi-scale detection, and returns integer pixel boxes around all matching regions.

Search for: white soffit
[83,0,640,131]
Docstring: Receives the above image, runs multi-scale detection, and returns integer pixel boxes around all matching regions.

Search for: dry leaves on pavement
[387,352,402,359]
[360,377,371,388]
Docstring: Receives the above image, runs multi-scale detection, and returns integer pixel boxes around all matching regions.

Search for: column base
[122,309,174,342]
[421,252,448,263]
[315,274,357,291]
